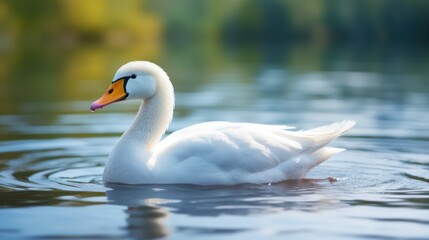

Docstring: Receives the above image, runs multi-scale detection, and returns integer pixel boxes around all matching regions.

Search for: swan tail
[283,147,345,179]
[304,120,355,135]
[298,121,355,172]
[303,120,355,147]
[305,147,345,169]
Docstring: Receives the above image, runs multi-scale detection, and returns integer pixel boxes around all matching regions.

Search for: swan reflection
[124,205,169,239]
[106,180,338,239]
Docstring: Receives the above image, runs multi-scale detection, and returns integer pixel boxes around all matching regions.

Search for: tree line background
[2,0,428,48]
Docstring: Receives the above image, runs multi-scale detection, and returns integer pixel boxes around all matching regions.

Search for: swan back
[145,121,355,185]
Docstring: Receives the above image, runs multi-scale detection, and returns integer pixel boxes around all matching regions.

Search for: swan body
[90,61,355,185]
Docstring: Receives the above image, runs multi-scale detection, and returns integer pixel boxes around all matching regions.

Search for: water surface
[1,45,429,239]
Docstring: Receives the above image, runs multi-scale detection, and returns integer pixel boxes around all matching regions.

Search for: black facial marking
[111,74,135,84]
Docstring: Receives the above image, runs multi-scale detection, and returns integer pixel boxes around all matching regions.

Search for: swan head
[90,61,162,111]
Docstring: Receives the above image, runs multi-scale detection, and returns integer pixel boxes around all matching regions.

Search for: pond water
[1,44,429,239]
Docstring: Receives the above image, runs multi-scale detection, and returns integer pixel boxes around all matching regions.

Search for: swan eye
[130,74,137,79]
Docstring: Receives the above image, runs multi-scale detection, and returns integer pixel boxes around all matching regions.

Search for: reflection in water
[125,206,169,239]
[108,185,174,239]
[106,180,342,238]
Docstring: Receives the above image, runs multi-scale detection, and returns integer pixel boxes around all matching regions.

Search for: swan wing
[149,121,354,184]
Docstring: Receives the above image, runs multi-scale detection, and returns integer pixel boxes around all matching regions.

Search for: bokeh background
[1,1,429,239]
[1,0,429,113]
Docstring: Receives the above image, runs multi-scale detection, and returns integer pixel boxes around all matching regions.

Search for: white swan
[90,61,355,185]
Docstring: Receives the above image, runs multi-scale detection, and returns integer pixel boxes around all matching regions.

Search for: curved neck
[118,76,174,151]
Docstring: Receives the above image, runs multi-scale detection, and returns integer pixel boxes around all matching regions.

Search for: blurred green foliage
[2,0,429,47]
[0,0,428,111]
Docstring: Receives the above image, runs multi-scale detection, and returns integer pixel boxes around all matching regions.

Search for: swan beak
[90,79,128,111]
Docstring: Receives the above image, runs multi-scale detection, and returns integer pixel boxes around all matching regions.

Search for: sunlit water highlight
[1,68,429,239]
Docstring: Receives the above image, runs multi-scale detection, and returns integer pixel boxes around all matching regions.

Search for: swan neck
[121,79,174,150]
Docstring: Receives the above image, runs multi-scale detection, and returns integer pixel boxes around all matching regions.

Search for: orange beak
[90,78,128,111]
